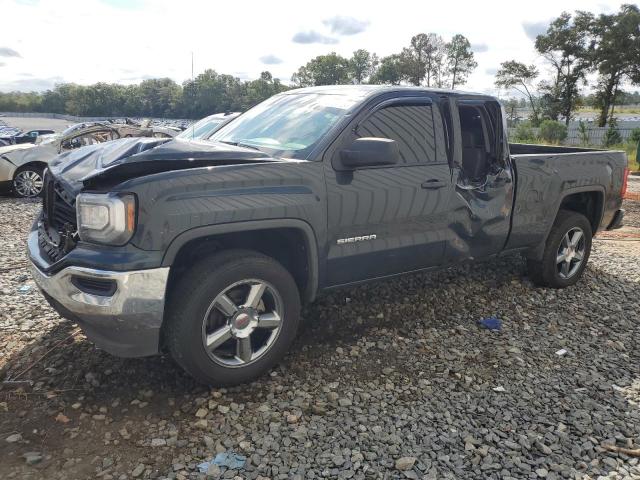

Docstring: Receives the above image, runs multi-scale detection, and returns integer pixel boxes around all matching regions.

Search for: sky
[0,0,629,95]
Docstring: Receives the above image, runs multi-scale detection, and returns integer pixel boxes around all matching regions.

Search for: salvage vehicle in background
[0,119,181,197]
[27,86,627,385]
[176,112,240,140]
[0,129,56,147]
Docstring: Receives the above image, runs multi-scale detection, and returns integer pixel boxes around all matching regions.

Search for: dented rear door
[444,97,514,261]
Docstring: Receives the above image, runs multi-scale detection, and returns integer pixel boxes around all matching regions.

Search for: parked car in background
[177,112,240,140]
[2,129,56,146]
[0,119,180,198]
[27,86,627,386]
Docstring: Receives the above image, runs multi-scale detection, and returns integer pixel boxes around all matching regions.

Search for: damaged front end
[36,136,280,263]
[38,174,79,263]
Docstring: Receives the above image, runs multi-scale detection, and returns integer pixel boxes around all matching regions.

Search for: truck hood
[48,137,278,191]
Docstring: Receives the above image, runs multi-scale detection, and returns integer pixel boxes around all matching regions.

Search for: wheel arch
[162,219,319,303]
[557,188,604,233]
[527,187,604,261]
[13,161,48,178]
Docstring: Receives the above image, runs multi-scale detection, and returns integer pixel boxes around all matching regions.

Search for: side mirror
[338,137,399,170]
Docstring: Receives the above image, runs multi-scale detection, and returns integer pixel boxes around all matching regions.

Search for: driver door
[323,96,453,286]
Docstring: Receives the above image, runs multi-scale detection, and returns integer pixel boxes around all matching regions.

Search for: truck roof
[282,84,495,101]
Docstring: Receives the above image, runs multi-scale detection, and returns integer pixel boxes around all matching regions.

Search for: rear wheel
[527,210,592,288]
[165,250,301,385]
[13,165,44,198]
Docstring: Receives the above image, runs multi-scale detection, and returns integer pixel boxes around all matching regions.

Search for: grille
[39,173,78,263]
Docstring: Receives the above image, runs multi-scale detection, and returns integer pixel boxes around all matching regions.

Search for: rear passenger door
[445,98,514,261]
[324,96,453,286]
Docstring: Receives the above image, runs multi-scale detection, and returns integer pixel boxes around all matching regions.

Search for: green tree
[348,49,378,84]
[535,11,592,125]
[369,54,404,85]
[291,53,350,87]
[603,117,623,146]
[444,34,477,89]
[139,78,182,117]
[495,61,540,125]
[538,119,568,143]
[503,98,520,124]
[512,121,538,143]
[590,4,640,126]
[241,71,288,110]
[399,33,446,86]
[577,120,590,146]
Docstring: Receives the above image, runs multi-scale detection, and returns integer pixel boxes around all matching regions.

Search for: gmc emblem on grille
[337,234,377,245]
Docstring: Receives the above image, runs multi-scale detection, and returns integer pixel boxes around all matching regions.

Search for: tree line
[0,71,288,119]
[0,4,637,124]
[495,4,640,127]
[291,33,477,89]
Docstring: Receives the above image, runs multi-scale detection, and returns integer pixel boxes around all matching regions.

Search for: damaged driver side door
[444,98,514,261]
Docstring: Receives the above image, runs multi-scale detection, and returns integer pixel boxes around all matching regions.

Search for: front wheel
[164,250,301,386]
[13,165,44,198]
[527,209,592,288]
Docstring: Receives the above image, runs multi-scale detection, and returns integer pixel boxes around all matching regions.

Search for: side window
[357,104,436,165]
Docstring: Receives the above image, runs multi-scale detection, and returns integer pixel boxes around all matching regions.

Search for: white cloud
[0,47,22,58]
[0,0,623,94]
[323,16,369,35]
[259,54,283,65]
[292,30,338,45]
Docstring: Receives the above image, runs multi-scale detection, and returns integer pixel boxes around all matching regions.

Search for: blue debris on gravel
[197,452,246,473]
[477,316,502,331]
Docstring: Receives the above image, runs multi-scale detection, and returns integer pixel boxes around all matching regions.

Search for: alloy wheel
[556,227,586,279]
[14,170,43,197]
[201,279,283,367]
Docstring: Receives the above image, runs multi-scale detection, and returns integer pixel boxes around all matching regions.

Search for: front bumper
[29,260,169,358]
[0,157,17,183]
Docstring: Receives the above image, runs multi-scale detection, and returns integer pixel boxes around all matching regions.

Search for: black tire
[13,164,45,198]
[164,249,301,386]
[527,209,592,288]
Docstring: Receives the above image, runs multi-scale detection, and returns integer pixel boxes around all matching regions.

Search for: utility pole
[191,51,194,80]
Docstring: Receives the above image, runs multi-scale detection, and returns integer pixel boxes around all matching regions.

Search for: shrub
[577,121,589,146]
[538,120,568,144]
[512,121,537,143]
[629,128,640,145]
[603,118,622,147]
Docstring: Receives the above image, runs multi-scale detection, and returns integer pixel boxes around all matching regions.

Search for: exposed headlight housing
[76,193,136,245]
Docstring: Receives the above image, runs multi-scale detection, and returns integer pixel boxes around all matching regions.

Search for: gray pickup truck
[27,86,627,385]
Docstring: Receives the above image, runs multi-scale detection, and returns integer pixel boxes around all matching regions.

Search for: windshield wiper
[236,142,262,152]
[219,139,263,152]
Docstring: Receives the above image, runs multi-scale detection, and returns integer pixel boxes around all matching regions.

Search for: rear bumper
[29,260,169,357]
[606,209,624,230]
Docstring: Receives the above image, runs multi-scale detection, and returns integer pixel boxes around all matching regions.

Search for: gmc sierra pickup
[27,86,628,385]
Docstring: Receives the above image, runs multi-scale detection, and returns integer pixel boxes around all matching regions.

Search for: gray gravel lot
[0,195,639,480]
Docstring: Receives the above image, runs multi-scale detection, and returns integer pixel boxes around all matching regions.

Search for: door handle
[421,179,447,189]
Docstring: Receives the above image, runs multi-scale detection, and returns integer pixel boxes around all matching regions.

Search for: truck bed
[509,143,602,155]
[506,144,627,252]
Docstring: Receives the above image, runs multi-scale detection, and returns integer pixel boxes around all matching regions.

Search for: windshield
[177,116,225,140]
[209,93,359,159]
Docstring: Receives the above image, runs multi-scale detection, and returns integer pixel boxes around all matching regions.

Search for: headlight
[76,193,136,245]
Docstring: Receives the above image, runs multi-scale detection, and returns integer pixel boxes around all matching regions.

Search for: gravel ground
[1,195,639,480]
